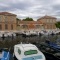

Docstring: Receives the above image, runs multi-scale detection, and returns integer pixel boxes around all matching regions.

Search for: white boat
[0,33,3,37]
[30,31,38,35]
[25,32,31,36]
[14,43,46,60]
[40,30,49,35]
[0,32,8,37]
[7,32,16,37]
[4,33,8,37]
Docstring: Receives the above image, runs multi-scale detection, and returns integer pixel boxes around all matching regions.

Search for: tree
[55,22,60,29]
[23,17,33,21]
[16,18,20,20]
[16,18,21,25]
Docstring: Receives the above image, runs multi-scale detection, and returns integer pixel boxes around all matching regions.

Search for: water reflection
[0,34,60,48]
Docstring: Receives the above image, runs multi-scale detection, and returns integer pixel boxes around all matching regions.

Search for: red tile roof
[0,12,16,16]
[19,21,42,24]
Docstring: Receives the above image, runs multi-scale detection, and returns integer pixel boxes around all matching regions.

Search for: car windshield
[24,50,38,55]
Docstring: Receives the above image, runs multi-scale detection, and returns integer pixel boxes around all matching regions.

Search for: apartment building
[0,12,17,32]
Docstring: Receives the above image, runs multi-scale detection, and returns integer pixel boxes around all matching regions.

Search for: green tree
[23,17,33,21]
[16,18,20,20]
[55,22,60,29]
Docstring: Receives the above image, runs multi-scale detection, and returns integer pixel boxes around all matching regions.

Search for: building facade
[17,15,57,32]
[17,21,43,32]
[0,12,17,32]
[37,15,56,30]
[0,12,57,32]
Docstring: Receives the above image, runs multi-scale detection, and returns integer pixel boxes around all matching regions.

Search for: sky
[0,0,60,20]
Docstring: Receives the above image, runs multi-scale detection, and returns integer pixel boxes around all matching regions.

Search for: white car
[14,43,46,60]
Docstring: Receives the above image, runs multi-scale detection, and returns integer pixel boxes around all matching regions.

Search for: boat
[45,40,60,52]
[43,52,60,60]
[6,32,16,37]
[0,32,16,38]
[0,48,10,60]
[0,43,46,60]
[14,43,46,60]
[0,33,8,38]
[40,30,49,35]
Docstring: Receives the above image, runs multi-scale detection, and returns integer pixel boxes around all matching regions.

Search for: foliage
[23,17,33,21]
[16,18,20,20]
[55,22,60,29]
[16,18,21,26]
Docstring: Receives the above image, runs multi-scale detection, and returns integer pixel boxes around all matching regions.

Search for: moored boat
[14,43,46,60]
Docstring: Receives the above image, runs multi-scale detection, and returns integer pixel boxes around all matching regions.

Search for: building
[0,12,57,32]
[0,12,17,32]
[17,15,57,32]
[37,15,57,30]
[17,20,43,32]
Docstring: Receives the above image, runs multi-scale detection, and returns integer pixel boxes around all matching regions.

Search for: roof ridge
[37,15,56,21]
[0,12,16,16]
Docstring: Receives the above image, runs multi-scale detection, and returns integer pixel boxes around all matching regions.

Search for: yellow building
[0,12,17,32]
[37,15,57,30]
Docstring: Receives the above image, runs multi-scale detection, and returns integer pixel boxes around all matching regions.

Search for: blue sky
[0,0,60,20]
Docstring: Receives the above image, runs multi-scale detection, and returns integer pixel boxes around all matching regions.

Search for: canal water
[0,34,60,48]
[0,34,60,60]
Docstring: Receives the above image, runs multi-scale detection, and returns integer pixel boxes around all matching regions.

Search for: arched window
[0,16,2,22]
[11,24,13,30]
[36,25,40,28]
[5,24,8,30]
[22,25,28,28]
[0,24,2,30]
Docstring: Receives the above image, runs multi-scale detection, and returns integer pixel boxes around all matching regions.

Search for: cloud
[0,0,60,20]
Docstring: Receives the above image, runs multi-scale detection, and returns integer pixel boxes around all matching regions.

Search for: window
[53,20,55,23]
[11,17,15,22]
[50,19,52,23]
[5,24,8,30]
[5,16,7,22]
[0,24,2,30]
[0,16,2,22]
[22,25,28,28]
[47,19,49,23]
[24,50,38,55]
[36,25,40,28]
[11,24,13,30]
[18,49,21,55]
